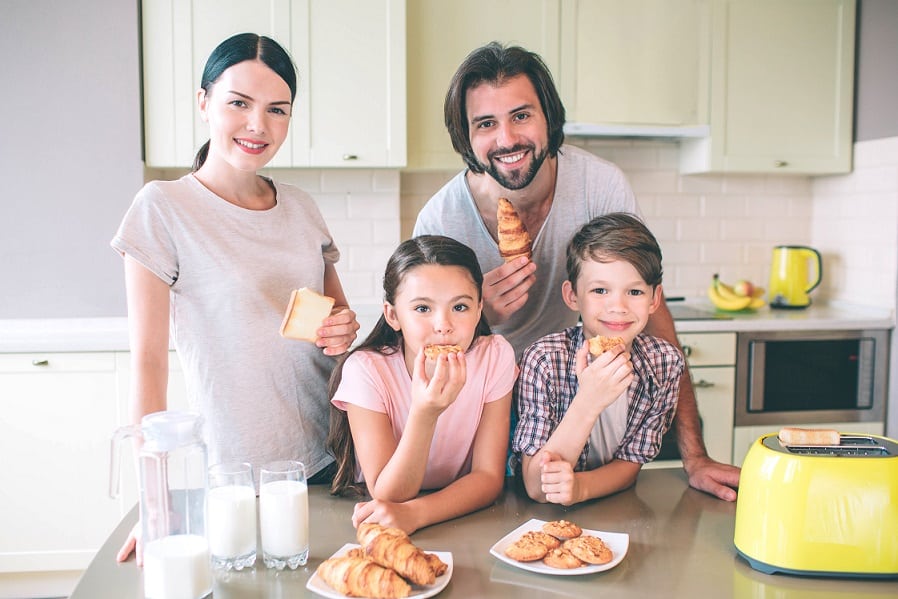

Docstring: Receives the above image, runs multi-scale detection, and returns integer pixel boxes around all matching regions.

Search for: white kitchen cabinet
[0,351,188,575]
[559,0,710,129]
[647,332,736,468]
[0,352,120,573]
[405,0,560,171]
[680,0,856,174]
[142,0,406,168]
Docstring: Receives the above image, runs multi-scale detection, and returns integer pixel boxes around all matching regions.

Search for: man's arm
[644,298,741,501]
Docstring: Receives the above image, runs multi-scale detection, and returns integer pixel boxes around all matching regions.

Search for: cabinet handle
[681,345,692,358]
[342,154,359,161]
[694,379,715,388]
[31,359,49,367]
[774,160,788,168]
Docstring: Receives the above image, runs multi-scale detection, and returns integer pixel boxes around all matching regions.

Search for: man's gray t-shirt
[112,174,338,478]
[413,144,640,358]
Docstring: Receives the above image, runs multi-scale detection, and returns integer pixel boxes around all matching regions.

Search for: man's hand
[683,455,740,502]
[481,256,537,326]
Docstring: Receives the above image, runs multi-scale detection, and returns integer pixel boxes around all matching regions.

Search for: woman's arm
[352,393,511,533]
[123,255,171,421]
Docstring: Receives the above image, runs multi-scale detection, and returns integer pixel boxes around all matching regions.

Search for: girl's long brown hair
[326,235,491,496]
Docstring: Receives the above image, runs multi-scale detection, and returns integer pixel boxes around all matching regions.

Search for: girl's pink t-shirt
[332,334,516,489]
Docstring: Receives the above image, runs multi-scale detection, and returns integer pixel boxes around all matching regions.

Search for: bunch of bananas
[707,274,766,312]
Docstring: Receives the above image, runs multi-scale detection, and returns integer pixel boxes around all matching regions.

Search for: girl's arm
[348,351,467,502]
[318,262,359,355]
[352,393,511,533]
[124,255,171,421]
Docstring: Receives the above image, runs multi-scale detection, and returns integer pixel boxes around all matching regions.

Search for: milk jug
[110,411,211,599]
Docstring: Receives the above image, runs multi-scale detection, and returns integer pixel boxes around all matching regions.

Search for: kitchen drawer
[678,332,735,367]
[0,352,115,374]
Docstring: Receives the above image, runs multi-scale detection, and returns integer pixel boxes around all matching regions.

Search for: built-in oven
[732,328,889,465]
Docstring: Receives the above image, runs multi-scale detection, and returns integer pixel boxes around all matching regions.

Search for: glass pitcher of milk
[110,410,211,599]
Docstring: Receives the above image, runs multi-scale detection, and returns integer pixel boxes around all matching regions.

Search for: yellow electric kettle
[768,245,822,309]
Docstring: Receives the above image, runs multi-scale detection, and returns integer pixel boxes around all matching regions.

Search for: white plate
[489,518,629,576]
[306,543,453,599]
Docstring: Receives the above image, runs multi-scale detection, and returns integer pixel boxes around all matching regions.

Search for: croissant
[497,197,532,262]
[317,556,411,598]
[357,523,436,585]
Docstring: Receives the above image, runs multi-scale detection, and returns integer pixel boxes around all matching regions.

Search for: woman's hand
[317,306,360,356]
[410,348,466,416]
[116,522,142,565]
[352,498,419,534]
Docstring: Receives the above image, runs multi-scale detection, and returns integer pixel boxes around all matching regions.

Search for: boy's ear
[383,302,401,331]
[561,280,580,312]
[649,285,665,314]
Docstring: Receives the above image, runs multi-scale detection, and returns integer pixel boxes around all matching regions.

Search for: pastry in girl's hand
[423,344,463,360]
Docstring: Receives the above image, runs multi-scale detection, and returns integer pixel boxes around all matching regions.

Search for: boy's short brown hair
[566,213,663,290]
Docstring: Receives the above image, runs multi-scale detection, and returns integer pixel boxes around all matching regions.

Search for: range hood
[564,122,710,140]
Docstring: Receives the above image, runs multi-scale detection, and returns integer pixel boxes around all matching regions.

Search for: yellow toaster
[734,432,898,578]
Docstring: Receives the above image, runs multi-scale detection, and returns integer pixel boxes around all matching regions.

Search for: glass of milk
[207,462,257,570]
[259,460,309,569]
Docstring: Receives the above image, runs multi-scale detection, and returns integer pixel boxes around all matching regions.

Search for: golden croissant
[497,197,532,262]
[316,556,411,598]
[357,523,437,586]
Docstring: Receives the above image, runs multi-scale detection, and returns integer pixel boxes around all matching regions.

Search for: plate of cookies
[489,518,628,575]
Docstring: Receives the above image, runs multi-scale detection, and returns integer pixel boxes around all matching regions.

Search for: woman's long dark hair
[327,235,492,496]
[192,33,297,171]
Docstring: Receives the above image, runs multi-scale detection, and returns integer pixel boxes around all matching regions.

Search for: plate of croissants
[307,523,452,599]
[490,518,628,575]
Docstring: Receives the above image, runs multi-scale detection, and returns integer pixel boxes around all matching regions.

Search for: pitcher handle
[109,423,139,499]
[804,247,823,293]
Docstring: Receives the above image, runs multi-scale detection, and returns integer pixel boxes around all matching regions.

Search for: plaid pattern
[512,326,684,470]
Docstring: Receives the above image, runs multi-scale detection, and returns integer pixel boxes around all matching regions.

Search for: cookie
[587,335,624,356]
[563,535,613,565]
[520,531,561,550]
[504,536,550,562]
[423,344,463,360]
[542,519,583,541]
[542,547,585,569]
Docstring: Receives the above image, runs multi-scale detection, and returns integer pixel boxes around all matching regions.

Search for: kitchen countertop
[1,302,892,353]
[69,469,898,598]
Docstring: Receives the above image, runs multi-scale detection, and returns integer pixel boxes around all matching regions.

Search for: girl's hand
[316,307,360,356]
[352,498,419,534]
[410,348,466,416]
[574,342,633,412]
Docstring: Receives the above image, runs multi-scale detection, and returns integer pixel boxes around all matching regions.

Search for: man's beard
[481,144,548,191]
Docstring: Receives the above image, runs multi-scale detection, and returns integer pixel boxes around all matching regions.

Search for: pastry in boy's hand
[542,519,583,541]
[497,197,532,262]
[587,335,624,357]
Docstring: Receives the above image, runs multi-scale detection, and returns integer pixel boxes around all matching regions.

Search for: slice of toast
[778,427,841,446]
[279,287,335,341]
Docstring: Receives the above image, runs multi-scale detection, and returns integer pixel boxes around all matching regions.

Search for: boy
[513,213,684,505]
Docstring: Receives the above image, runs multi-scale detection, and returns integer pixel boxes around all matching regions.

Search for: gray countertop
[69,469,898,598]
[1,301,892,353]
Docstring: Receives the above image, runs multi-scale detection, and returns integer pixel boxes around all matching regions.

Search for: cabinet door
[405,0,560,170]
[0,353,119,572]
[692,366,735,464]
[142,0,404,168]
[681,0,855,174]
[560,0,710,127]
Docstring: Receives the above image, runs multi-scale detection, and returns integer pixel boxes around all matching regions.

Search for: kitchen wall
[401,141,816,302]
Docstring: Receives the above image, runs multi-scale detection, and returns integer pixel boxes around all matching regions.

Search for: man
[413,42,740,501]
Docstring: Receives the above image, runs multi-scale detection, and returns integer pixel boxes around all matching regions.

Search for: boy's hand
[410,347,466,416]
[574,343,633,412]
[316,307,360,356]
[539,451,580,506]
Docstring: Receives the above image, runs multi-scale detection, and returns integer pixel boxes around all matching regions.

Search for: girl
[328,235,515,533]
[111,33,359,562]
